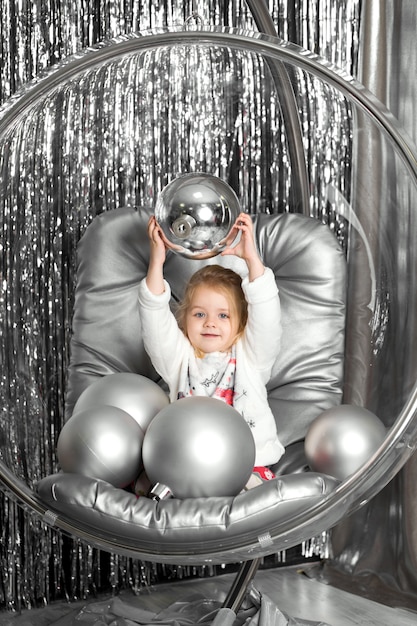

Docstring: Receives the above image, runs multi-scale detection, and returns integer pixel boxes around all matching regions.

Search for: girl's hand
[147,216,168,267]
[146,216,168,295]
[221,213,265,281]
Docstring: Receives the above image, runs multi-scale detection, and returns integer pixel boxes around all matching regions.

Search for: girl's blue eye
[219,313,229,319]
[195,312,205,318]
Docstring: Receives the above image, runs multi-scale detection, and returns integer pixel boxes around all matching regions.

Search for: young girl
[138,212,284,486]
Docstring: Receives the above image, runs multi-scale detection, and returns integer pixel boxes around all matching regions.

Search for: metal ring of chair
[1,27,417,564]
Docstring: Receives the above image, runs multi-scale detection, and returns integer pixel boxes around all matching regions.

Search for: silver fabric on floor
[2,566,417,626]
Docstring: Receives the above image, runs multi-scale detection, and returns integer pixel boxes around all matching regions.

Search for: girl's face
[185,285,239,355]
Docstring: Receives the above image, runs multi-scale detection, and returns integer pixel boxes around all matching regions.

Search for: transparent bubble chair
[1,25,417,621]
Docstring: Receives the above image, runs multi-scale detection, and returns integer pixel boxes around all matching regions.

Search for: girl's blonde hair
[176,265,248,345]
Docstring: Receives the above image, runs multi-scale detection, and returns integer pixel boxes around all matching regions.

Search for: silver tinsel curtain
[0,0,361,611]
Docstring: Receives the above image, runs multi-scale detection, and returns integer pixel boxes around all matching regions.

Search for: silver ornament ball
[155,172,240,259]
[142,397,256,498]
[73,373,168,432]
[305,404,386,480]
[57,405,144,487]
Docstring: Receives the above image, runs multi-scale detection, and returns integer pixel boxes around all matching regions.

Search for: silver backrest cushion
[65,207,346,447]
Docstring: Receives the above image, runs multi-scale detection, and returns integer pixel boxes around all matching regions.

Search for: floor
[0,565,416,625]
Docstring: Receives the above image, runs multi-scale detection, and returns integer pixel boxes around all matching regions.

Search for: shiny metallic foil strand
[0,0,361,610]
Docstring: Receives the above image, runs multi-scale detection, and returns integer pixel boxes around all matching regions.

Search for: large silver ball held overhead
[155,172,240,259]
[142,396,256,498]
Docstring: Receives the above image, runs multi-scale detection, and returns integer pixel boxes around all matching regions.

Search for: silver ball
[155,172,240,259]
[73,373,168,432]
[305,404,386,480]
[57,405,143,487]
[142,397,256,498]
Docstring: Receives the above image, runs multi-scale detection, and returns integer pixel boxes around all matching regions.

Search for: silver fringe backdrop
[0,0,361,610]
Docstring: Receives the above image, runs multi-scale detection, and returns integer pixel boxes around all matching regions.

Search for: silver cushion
[37,470,339,561]
[37,207,346,554]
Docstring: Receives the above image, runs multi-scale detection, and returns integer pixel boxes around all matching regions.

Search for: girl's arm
[140,216,189,395]
[222,212,281,375]
[138,278,189,396]
[242,268,282,378]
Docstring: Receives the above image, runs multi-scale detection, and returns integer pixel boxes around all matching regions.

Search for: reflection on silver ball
[73,373,168,432]
[155,172,240,259]
[142,397,256,498]
[57,405,144,487]
[305,404,386,480]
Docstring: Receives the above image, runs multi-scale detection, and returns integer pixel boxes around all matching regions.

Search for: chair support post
[222,557,262,611]
[211,558,261,624]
